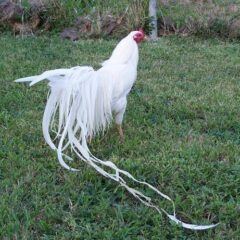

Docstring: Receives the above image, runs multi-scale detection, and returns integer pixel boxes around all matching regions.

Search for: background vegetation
[1,0,240,39]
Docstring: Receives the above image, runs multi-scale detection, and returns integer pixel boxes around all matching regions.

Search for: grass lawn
[0,34,240,239]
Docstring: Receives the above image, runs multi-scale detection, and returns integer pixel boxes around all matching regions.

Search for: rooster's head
[133,28,145,44]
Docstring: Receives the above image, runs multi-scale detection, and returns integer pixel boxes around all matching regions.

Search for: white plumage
[15,30,217,230]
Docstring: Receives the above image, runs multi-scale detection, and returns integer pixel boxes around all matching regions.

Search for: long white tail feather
[15,68,72,86]
[15,66,219,230]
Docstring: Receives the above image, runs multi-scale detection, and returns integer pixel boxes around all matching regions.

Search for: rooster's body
[15,30,217,230]
[17,31,141,145]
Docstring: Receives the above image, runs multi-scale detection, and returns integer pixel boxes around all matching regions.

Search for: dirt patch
[229,18,240,38]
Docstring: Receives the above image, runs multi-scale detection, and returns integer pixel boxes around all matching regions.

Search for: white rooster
[15,30,217,230]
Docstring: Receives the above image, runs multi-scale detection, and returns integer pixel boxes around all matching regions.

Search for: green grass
[159,0,240,38]
[0,34,240,239]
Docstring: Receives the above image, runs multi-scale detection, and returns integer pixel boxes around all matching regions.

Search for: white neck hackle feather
[15,31,218,230]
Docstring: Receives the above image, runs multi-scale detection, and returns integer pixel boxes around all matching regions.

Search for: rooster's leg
[114,98,127,141]
[87,135,92,144]
[116,124,124,141]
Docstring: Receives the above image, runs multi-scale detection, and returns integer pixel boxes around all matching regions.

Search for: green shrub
[1,0,240,39]
[0,0,150,36]
[158,0,240,39]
